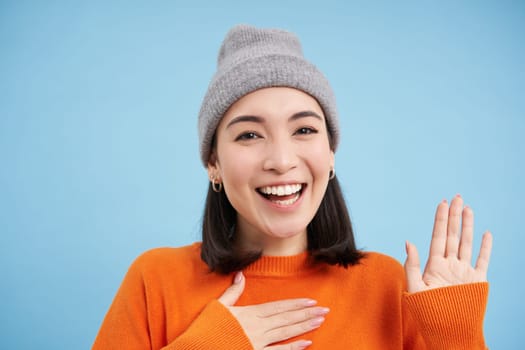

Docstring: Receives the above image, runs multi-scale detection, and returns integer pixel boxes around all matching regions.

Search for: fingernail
[310,316,325,328]
[442,199,447,204]
[314,307,330,315]
[456,193,461,198]
[303,299,317,306]
[234,272,243,284]
[298,340,313,348]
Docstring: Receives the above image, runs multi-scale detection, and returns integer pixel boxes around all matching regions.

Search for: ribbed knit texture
[92,243,489,349]
[404,283,489,349]
[243,251,319,277]
[164,301,252,350]
[198,24,339,166]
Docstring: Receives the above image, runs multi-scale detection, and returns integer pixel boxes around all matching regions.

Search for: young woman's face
[208,87,334,254]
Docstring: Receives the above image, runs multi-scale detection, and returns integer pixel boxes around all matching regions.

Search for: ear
[329,150,335,170]
[207,150,220,180]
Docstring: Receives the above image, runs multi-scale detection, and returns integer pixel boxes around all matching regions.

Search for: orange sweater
[92,243,488,349]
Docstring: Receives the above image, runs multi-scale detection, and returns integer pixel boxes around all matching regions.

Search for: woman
[93,24,493,349]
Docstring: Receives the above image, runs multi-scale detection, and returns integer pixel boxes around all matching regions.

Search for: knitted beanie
[198,24,339,166]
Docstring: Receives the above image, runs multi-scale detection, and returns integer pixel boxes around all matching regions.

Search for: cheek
[306,143,332,175]
[218,147,257,187]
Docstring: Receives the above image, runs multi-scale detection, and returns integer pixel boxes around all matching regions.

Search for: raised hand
[218,272,329,350]
[404,194,493,293]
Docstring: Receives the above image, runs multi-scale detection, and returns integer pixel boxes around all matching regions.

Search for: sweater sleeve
[163,300,253,350]
[402,282,489,350]
[92,256,153,350]
[92,256,253,350]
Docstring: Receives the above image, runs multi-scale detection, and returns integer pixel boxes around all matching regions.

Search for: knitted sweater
[92,243,488,349]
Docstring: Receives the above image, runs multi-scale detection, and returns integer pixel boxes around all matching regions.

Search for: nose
[262,136,298,174]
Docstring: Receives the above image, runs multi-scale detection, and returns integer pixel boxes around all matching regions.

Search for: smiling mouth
[256,184,304,206]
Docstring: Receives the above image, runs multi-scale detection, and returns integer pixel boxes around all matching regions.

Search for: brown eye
[236,132,260,141]
[295,127,317,135]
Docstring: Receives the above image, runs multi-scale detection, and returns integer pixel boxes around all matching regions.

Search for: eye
[295,127,318,135]
[235,132,260,141]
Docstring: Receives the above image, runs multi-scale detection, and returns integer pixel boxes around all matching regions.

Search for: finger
[267,306,330,330]
[475,231,493,276]
[428,199,449,257]
[458,205,474,263]
[218,271,245,306]
[445,194,463,257]
[265,316,325,344]
[255,298,318,318]
[404,241,424,293]
[265,339,313,350]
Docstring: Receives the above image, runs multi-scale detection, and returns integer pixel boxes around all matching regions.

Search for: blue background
[1,1,523,348]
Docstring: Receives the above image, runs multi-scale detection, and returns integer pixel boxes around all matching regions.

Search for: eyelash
[235,127,318,141]
[235,132,260,141]
[295,127,318,135]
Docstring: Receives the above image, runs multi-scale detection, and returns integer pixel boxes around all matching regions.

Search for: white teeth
[259,184,302,196]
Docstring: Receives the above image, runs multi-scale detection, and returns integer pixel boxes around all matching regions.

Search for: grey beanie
[198,24,339,166]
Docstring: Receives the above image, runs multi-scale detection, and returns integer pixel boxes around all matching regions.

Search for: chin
[264,224,308,239]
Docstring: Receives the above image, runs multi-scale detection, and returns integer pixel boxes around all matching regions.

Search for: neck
[235,228,307,257]
[261,234,308,256]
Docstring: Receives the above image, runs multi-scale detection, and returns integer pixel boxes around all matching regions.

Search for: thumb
[404,241,423,293]
[218,271,245,306]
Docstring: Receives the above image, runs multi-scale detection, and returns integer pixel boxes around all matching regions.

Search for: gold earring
[211,176,223,192]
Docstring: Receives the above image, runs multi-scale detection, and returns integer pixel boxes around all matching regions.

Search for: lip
[256,181,305,188]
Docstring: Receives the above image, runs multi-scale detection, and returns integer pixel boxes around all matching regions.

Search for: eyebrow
[289,110,323,122]
[226,110,323,129]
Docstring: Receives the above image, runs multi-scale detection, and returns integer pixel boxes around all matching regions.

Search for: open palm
[404,195,493,293]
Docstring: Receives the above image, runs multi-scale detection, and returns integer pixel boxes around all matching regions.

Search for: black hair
[201,175,364,274]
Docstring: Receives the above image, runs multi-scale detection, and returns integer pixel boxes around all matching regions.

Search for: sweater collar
[243,251,322,277]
